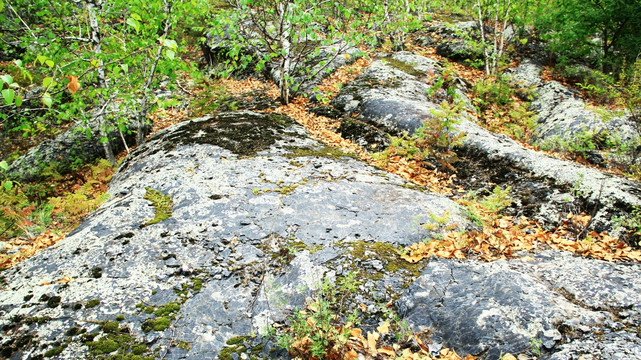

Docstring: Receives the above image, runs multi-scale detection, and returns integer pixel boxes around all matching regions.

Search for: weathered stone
[529,81,637,143]
[0,110,466,359]
[397,250,641,359]
[333,51,641,234]
[7,121,136,182]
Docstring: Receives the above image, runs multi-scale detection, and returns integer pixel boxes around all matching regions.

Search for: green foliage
[613,206,641,246]
[275,275,361,359]
[479,186,513,213]
[529,337,543,357]
[535,0,641,74]
[207,0,361,104]
[472,76,513,112]
[537,129,614,161]
[374,100,465,172]
[0,0,207,161]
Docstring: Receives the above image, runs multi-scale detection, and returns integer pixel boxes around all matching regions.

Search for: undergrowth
[374,100,465,172]
[0,159,114,261]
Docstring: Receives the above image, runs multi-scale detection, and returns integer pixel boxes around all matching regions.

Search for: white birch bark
[87,0,116,164]
[279,1,292,105]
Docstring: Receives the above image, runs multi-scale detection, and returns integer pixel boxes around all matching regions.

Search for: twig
[176,81,194,96]
[6,0,36,39]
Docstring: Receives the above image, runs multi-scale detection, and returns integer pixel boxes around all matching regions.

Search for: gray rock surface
[332,52,641,233]
[530,81,636,143]
[332,51,472,135]
[2,55,641,360]
[504,59,543,89]
[505,59,638,145]
[0,110,467,359]
[397,250,641,359]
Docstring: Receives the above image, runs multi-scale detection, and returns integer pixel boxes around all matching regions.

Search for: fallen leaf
[377,321,390,334]
[367,331,380,355]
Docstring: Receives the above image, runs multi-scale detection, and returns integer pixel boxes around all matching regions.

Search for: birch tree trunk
[279,1,292,105]
[135,0,173,145]
[87,0,116,164]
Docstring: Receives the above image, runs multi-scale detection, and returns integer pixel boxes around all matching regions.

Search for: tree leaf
[126,17,140,33]
[42,93,52,107]
[164,49,175,60]
[0,160,8,171]
[65,75,80,94]
[42,77,53,89]
[0,74,12,84]
[1,89,14,105]
[14,94,22,107]
[3,181,13,192]
[45,60,54,68]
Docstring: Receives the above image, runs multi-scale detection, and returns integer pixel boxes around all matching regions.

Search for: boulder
[530,81,637,144]
[332,51,472,136]
[504,59,638,146]
[0,110,467,359]
[419,21,486,63]
[398,250,641,359]
[332,51,641,234]
[6,120,136,182]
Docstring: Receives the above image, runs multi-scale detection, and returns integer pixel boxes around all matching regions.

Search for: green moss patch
[219,336,253,360]
[348,241,424,278]
[284,145,357,161]
[141,317,171,332]
[85,299,100,308]
[85,329,154,359]
[143,188,173,227]
[382,57,427,77]
[158,112,294,157]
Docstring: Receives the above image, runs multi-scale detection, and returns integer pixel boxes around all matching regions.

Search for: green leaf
[45,60,54,68]
[0,160,8,171]
[14,94,22,107]
[0,74,13,84]
[13,59,22,67]
[163,39,178,50]
[164,49,175,60]
[42,93,53,107]
[1,89,14,105]
[131,13,142,21]
[43,77,54,88]
[36,55,47,65]
[3,181,13,192]
[127,18,140,33]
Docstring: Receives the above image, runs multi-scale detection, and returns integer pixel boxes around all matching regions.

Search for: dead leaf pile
[284,317,479,360]
[0,230,64,270]
[403,214,641,263]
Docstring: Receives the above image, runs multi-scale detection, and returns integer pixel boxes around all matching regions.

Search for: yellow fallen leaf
[367,331,380,355]
[378,346,395,356]
[345,349,358,360]
[377,321,390,334]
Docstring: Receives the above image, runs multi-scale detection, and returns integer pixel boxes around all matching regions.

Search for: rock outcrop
[505,60,638,145]
[1,109,640,360]
[331,52,641,233]
[0,111,467,359]
[7,121,137,182]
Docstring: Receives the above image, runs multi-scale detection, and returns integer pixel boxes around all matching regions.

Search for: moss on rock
[142,188,173,227]
[159,112,294,157]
